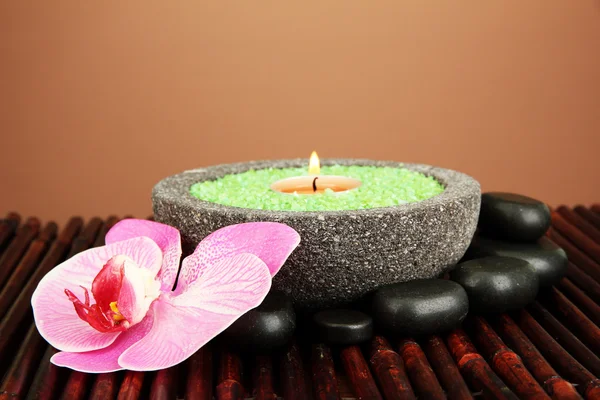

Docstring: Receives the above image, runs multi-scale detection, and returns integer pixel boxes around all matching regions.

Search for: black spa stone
[371,279,469,336]
[467,236,568,287]
[450,256,539,314]
[221,291,296,351]
[313,309,373,345]
[478,192,551,242]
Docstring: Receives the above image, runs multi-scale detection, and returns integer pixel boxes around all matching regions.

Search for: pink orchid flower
[31,219,300,372]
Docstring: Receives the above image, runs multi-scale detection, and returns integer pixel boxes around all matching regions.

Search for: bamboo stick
[0,212,20,256]
[547,229,600,282]
[216,349,243,400]
[0,217,82,365]
[311,343,340,400]
[557,206,600,243]
[340,345,382,400]
[150,367,178,400]
[564,262,600,303]
[575,206,600,230]
[556,278,600,327]
[0,222,57,319]
[253,355,276,400]
[446,328,518,400]
[491,313,581,399]
[516,309,600,397]
[89,373,119,400]
[423,335,473,400]
[0,217,40,290]
[186,347,213,400]
[551,213,600,264]
[117,371,145,400]
[0,324,47,399]
[93,215,120,247]
[538,288,600,355]
[369,336,416,400]
[59,372,91,400]
[470,316,550,400]
[281,341,310,400]
[398,338,446,400]
[24,347,61,400]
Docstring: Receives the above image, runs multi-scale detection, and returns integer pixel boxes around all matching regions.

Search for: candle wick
[312,177,318,192]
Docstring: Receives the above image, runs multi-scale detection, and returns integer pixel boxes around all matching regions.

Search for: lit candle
[271,151,362,195]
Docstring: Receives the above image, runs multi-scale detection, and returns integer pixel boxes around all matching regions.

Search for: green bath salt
[189,165,445,212]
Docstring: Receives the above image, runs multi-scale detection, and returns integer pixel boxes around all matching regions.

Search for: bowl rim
[152,158,481,218]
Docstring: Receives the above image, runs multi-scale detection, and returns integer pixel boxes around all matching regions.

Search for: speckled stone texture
[152,159,481,309]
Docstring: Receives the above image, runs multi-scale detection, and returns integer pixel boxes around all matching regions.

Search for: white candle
[271,151,361,195]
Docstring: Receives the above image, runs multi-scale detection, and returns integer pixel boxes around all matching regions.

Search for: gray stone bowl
[152,159,481,309]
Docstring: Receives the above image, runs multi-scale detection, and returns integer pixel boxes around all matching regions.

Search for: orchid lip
[64,286,128,333]
[64,254,161,333]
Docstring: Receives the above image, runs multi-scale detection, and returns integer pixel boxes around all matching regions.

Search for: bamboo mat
[0,206,599,399]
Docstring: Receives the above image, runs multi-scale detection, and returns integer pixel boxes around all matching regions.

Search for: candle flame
[308,151,320,175]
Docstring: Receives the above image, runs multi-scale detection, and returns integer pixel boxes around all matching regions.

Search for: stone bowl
[152,159,481,309]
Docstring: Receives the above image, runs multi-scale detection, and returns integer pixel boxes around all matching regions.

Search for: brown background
[2,1,600,226]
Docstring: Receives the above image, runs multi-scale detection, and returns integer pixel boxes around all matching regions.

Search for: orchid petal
[51,310,155,373]
[31,237,162,352]
[176,222,299,294]
[118,260,160,325]
[119,253,271,370]
[106,219,182,291]
[173,253,272,313]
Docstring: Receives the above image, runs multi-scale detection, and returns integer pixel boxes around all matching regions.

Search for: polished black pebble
[467,236,568,287]
[372,279,469,336]
[478,192,551,242]
[221,291,296,351]
[313,309,373,345]
[451,256,539,314]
